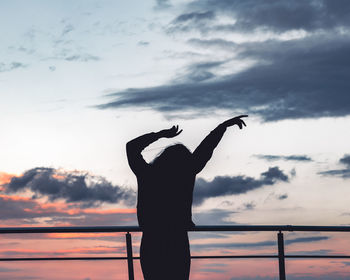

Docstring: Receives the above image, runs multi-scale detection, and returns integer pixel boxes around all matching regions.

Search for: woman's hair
[152,144,192,169]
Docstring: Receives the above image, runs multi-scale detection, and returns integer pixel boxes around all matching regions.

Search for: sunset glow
[1,0,350,279]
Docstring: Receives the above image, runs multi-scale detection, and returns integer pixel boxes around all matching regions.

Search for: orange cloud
[0,194,33,202]
[0,246,125,257]
[82,208,136,214]
[1,193,135,216]
[0,172,15,185]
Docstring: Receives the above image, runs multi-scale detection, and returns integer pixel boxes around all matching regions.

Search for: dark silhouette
[126,115,247,280]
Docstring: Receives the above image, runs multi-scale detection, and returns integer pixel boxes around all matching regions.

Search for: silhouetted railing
[1,225,350,280]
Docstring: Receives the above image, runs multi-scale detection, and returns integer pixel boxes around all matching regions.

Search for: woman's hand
[159,125,183,138]
[221,115,248,129]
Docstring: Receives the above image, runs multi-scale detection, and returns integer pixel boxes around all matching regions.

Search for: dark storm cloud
[192,236,329,250]
[255,154,312,162]
[2,167,135,206]
[193,167,289,205]
[318,154,350,178]
[98,34,350,121]
[175,0,350,34]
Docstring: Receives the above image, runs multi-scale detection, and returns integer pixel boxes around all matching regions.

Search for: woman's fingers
[176,129,183,136]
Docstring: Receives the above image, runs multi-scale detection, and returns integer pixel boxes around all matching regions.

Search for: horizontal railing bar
[2,255,350,262]
[1,225,350,234]
[0,226,140,234]
[0,257,130,261]
[191,255,277,259]
[192,255,350,259]
[0,256,276,262]
[285,255,350,258]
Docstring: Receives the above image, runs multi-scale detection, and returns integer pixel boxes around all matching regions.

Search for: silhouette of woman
[126,115,247,280]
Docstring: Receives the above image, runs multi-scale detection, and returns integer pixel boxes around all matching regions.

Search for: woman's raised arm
[126,125,182,174]
[192,115,247,174]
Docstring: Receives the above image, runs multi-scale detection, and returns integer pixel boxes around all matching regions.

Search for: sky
[1,0,350,279]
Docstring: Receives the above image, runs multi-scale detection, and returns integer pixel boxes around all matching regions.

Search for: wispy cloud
[0,62,27,72]
[98,34,350,121]
[98,1,350,122]
[154,0,172,10]
[229,274,350,280]
[171,0,350,34]
[192,209,237,225]
[192,236,329,250]
[255,155,312,162]
[319,154,350,178]
[0,245,126,258]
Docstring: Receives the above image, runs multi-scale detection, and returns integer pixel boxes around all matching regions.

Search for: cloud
[319,169,350,178]
[45,209,137,227]
[192,209,236,225]
[178,61,223,83]
[167,11,215,33]
[138,41,150,46]
[318,154,350,178]
[193,167,289,205]
[255,155,312,162]
[0,195,60,221]
[97,33,350,121]
[0,62,27,72]
[61,24,74,36]
[0,245,126,258]
[243,201,256,210]
[173,0,350,34]
[154,0,172,10]
[173,11,215,24]
[229,274,350,280]
[2,167,135,207]
[278,194,288,200]
[0,266,20,273]
[64,54,100,62]
[192,235,329,250]
[0,193,137,227]
[340,154,350,168]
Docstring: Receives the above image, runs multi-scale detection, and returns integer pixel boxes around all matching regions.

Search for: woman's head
[152,144,192,169]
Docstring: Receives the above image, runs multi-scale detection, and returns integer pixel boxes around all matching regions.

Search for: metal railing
[1,225,350,280]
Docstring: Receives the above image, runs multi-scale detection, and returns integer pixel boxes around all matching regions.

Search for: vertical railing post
[277,231,286,280]
[126,232,135,280]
